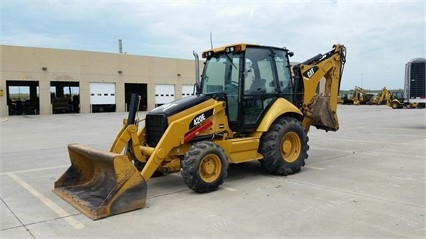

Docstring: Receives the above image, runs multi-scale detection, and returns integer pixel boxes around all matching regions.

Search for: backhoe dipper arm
[293,44,346,132]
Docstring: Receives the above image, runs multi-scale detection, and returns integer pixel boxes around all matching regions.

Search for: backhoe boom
[294,44,346,132]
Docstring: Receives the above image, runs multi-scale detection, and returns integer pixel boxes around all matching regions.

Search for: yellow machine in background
[370,87,392,105]
[388,91,418,109]
[54,43,346,220]
[352,86,367,105]
[368,87,417,108]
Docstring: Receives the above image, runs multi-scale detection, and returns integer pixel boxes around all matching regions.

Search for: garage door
[155,84,175,106]
[90,83,116,105]
[182,84,195,97]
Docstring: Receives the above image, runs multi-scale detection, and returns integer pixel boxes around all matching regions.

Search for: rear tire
[259,117,308,175]
[181,141,228,193]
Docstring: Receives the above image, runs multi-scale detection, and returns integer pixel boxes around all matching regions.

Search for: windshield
[201,52,241,94]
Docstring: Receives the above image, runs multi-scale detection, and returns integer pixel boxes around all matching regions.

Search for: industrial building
[0,45,197,117]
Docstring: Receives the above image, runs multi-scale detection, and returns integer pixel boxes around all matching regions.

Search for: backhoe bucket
[53,144,147,220]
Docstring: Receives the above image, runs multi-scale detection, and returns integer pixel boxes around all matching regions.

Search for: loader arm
[294,44,346,132]
[139,100,227,182]
[109,122,144,162]
[109,93,146,163]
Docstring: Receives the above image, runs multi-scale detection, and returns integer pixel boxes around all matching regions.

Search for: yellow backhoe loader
[54,43,346,220]
[388,91,418,109]
[370,87,391,105]
[352,86,367,105]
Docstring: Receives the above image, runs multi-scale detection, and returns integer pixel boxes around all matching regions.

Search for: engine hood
[148,94,214,117]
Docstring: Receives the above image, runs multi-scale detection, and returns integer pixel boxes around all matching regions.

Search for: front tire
[181,141,228,193]
[391,102,399,109]
[259,117,309,175]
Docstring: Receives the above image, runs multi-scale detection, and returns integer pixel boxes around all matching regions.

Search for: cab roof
[201,43,288,58]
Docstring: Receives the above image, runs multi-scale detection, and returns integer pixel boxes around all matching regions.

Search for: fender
[255,98,303,133]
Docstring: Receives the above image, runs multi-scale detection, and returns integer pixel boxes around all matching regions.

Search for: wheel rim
[199,154,221,183]
[281,132,301,163]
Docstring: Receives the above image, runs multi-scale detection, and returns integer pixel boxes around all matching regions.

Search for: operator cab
[200,43,294,132]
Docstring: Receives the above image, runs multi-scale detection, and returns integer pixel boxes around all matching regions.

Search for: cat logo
[302,66,319,80]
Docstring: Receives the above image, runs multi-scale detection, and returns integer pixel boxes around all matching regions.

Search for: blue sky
[1,0,424,90]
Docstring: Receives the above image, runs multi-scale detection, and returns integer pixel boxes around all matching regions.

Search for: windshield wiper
[225,53,238,70]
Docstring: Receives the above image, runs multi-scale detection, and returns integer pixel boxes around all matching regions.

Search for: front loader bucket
[53,144,147,220]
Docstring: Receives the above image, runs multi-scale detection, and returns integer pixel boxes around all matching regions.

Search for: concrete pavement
[1,105,425,238]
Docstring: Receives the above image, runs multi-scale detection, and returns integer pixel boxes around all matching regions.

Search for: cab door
[240,47,291,132]
[202,46,292,133]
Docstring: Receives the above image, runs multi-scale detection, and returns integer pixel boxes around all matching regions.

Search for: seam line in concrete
[7,173,85,230]
[0,165,69,176]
